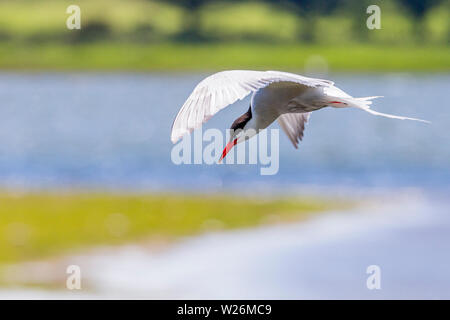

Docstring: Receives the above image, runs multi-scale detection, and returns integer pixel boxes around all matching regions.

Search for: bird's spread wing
[171,70,332,143]
[277,112,311,149]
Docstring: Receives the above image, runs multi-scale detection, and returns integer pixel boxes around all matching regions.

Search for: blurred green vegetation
[0,42,447,71]
[0,192,343,264]
[0,0,448,70]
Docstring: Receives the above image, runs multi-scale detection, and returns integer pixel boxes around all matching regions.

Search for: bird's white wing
[277,112,311,149]
[171,70,332,143]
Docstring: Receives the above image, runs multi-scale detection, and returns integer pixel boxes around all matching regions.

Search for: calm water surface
[0,72,448,192]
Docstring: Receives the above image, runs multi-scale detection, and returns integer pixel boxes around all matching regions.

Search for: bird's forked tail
[327,95,430,123]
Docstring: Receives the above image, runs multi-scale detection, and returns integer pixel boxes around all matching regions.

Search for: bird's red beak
[218,138,237,163]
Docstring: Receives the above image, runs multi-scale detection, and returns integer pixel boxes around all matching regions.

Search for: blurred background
[0,0,449,299]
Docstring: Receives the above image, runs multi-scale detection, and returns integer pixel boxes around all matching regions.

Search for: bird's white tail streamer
[331,96,430,124]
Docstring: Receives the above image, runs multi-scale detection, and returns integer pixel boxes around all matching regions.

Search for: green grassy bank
[0,43,448,72]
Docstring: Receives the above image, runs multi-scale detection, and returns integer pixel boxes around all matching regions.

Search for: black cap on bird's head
[219,105,253,162]
[230,105,252,132]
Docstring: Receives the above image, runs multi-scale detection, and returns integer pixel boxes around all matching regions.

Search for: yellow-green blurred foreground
[0,192,345,264]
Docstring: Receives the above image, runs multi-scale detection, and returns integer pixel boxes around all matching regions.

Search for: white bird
[171,70,428,161]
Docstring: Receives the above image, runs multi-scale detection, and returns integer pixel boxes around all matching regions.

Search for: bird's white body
[251,82,325,130]
[171,70,428,158]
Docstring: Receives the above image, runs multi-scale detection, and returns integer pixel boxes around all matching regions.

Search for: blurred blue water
[0,72,448,192]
